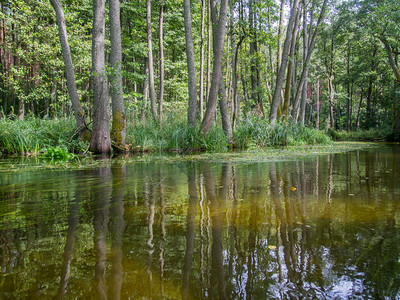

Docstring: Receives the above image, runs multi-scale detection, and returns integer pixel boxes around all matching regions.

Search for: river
[1,144,399,299]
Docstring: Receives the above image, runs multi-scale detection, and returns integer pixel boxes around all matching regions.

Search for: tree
[50,0,90,141]
[183,0,197,127]
[270,0,301,126]
[146,0,158,122]
[201,0,229,137]
[159,0,165,126]
[89,0,111,154]
[109,0,126,151]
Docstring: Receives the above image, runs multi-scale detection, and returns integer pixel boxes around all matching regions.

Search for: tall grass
[234,117,331,149]
[126,116,228,152]
[0,116,85,154]
[326,127,391,141]
[0,115,332,155]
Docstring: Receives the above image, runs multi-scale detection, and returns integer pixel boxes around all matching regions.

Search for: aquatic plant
[43,146,76,160]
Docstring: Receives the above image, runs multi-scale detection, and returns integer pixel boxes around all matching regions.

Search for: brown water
[1,145,400,299]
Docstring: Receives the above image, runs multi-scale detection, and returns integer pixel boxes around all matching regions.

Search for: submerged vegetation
[0,115,333,156]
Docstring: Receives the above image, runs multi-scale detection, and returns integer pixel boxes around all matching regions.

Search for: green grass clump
[234,117,331,149]
[326,127,391,141]
[126,117,228,153]
[0,116,86,155]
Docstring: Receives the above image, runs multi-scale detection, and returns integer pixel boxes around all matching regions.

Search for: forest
[0,0,399,155]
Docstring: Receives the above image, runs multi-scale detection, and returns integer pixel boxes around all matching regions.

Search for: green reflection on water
[1,145,400,299]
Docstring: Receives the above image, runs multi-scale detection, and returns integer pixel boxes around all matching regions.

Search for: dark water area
[1,145,400,299]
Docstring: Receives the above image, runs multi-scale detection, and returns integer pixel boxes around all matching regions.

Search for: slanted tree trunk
[300,0,309,125]
[276,0,285,74]
[90,0,111,154]
[183,0,197,127]
[292,0,328,122]
[270,0,301,126]
[207,0,233,144]
[146,0,158,122]
[109,0,126,152]
[282,7,300,118]
[201,0,229,137]
[159,1,165,125]
[50,0,90,141]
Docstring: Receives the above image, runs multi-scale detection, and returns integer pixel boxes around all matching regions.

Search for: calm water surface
[1,145,400,299]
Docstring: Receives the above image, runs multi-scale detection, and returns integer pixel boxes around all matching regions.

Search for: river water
[0,144,400,299]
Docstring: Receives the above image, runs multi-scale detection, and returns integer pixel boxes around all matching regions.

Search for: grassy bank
[0,116,332,156]
[326,127,391,141]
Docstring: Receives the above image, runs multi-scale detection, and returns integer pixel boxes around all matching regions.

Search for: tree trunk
[146,0,158,122]
[292,0,328,122]
[209,0,233,144]
[206,0,211,101]
[109,0,126,152]
[201,0,229,136]
[300,0,309,125]
[90,0,111,154]
[316,79,320,129]
[276,0,285,74]
[249,0,259,108]
[159,1,165,126]
[328,76,334,128]
[183,0,198,127]
[50,0,90,141]
[282,7,300,118]
[345,41,352,131]
[270,0,301,126]
[200,0,206,119]
[379,36,400,136]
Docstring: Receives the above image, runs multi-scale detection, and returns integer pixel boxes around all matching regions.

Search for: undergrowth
[234,117,331,149]
[0,115,333,155]
[326,127,390,141]
[0,116,86,155]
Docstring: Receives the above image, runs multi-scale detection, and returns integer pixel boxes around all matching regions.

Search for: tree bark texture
[270,0,301,126]
[146,0,158,122]
[282,8,300,118]
[201,0,229,136]
[50,0,90,141]
[200,0,206,119]
[183,0,198,127]
[291,0,328,122]
[159,1,165,125]
[109,0,126,151]
[90,0,111,154]
[209,0,233,144]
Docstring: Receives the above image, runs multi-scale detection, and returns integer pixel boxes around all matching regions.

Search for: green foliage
[126,116,228,153]
[234,117,331,149]
[0,116,87,154]
[327,127,391,141]
[43,146,76,160]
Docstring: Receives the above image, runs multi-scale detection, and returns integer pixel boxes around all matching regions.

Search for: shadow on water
[1,144,400,298]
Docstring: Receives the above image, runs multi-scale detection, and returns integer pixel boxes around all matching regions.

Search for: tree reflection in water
[0,145,400,298]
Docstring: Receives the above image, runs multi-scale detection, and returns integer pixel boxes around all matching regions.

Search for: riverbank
[0,116,331,156]
[0,141,378,172]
